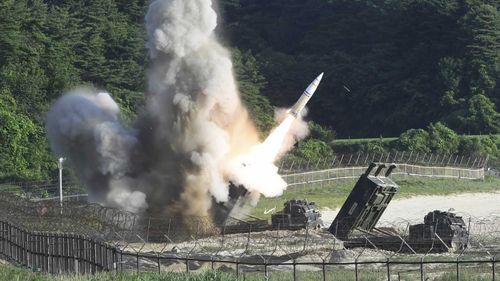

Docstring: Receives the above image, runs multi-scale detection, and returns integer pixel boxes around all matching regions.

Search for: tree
[458,136,499,157]
[397,129,431,153]
[460,94,500,133]
[232,49,274,133]
[290,139,334,161]
[428,122,460,154]
[0,91,54,181]
[221,0,500,137]
[42,5,82,102]
[362,138,388,154]
[461,3,500,100]
[308,122,336,143]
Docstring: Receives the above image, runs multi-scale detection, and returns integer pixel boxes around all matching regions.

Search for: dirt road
[322,192,500,225]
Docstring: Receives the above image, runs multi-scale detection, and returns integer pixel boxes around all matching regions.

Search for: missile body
[290,72,324,117]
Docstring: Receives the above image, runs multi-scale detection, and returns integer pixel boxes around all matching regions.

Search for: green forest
[0,0,499,180]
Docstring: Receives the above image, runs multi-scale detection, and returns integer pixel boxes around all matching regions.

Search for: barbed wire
[1,191,499,260]
[1,190,500,280]
[0,151,497,278]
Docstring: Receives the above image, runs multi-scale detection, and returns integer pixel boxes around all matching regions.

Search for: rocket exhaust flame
[227,72,324,199]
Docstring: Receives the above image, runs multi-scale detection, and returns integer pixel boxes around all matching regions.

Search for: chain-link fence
[278,152,488,174]
[0,153,496,279]
[0,178,86,200]
[2,211,500,280]
[282,164,486,188]
[1,192,500,279]
[278,153,488,188]
[0,152,489,201]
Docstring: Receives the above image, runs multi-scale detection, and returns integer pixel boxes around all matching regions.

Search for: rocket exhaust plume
[45,0,311,225]
[226,73,323,199]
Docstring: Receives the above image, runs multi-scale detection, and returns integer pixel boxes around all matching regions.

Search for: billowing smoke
[46,0,309,222]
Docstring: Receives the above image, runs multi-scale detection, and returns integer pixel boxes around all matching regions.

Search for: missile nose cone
[317,72,324,81]
[289,72,325,117]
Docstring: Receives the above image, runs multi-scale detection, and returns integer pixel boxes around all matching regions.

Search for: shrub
[428,122,460,154]
[291,139,334,160]
[397,129,431,153]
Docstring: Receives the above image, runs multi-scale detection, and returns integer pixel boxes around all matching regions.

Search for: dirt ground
[322,192,500,225]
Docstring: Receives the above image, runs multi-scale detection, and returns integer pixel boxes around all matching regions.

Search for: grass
[0,264,411,281]
[0,184,24,195]
[251,176,500,218]
[0,265,234,281]
[331,137,397,145]
[0,265,359,281]
[0,264,496,281]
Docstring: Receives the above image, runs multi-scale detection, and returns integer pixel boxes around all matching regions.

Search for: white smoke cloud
[45,90,148,213]
[45,0,309,223]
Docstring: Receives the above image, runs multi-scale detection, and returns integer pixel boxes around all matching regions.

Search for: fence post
[321,260,326,281]
[265,261,269,280]
[347,155,353,166]
[24,230,29,269]
[493,256,496,281]
[158,253,161,274]
[387,258,391,281]
[355,259,359,281]
[137,252,140,273]
[46,234,50,274]
[73,235,77,274]
[456,258,460,281]
[93,239,98,274]
[112,248,117,272]
[236,259,240,280]
[293,260,297,281]
[420,257,424,281]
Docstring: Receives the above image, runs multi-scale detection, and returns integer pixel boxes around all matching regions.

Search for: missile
[290,72,324,117]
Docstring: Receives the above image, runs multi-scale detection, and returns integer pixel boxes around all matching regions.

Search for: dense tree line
[221,0,500,137]
[0,0,149,180]
[0,0,498,180]
[0,0,275,180]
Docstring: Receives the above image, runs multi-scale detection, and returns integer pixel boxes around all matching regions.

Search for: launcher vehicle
[221,198,323,234]
[271,199,323,230]
[329,163,469,253]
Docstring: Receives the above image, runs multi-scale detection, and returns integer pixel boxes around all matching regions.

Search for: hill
[220,0,500,137]
[0,0,498,180]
